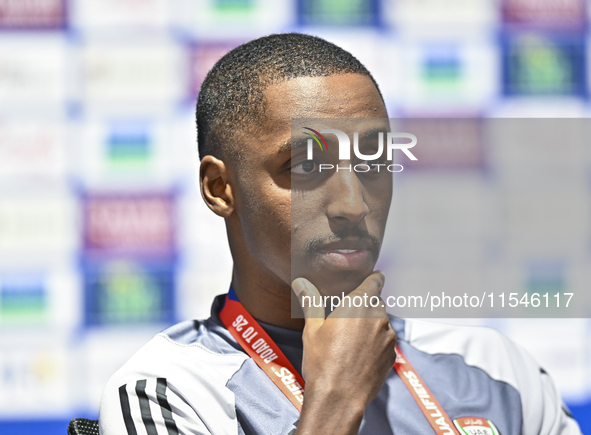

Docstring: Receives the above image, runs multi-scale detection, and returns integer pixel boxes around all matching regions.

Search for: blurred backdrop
[0,0,590,433]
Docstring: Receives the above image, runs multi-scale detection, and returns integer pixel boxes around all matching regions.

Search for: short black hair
[196,33,384,162]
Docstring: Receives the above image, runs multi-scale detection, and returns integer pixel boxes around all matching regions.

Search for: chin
[299,268,373,297]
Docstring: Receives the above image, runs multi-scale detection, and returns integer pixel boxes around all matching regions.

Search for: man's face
[230,73,391,297]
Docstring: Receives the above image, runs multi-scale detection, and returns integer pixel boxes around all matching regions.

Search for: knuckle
[360,274,383,297]
[369,278,384,294]
[388,334,397,347]
[385,329,397,345]
[373,317,390,332]
[372,272,385,289]
[388,328,397,340]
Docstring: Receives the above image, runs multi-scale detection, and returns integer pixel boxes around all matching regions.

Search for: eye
[291,160,318,175]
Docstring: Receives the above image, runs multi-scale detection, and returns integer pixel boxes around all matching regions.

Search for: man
[99,33,581,435]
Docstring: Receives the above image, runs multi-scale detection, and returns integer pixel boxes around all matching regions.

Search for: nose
[326,169,369,225]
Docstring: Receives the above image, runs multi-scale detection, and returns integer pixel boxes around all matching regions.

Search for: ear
[200,155,234,218]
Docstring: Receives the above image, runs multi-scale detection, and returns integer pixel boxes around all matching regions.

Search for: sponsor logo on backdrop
[84,45,181,101]
[0,122,66,179]
[213,0,254,13]
[84,259,175,326]
[105,122,152,170]
[299,0,379,26]
[503,0,585,28]
[0,347,69,413]
[422,48,463,93]
[83,194,174,254]
[74,0,169,28]
[419,45,467,94]
[0,275,47,324]
[0,199,74,253]
[503,33,586,96]
[0,0,66,28]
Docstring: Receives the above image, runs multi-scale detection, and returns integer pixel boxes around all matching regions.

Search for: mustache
[305,228,381,257]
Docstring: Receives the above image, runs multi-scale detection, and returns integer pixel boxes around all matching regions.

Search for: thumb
[292,278,325,335]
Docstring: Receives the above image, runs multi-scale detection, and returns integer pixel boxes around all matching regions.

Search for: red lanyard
[219,289,458,435]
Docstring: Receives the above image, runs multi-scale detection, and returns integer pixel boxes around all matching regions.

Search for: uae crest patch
[453,417,500,435]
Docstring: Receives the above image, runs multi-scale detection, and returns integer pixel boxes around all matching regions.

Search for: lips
[317,238,374,253]
[316,238,375,269]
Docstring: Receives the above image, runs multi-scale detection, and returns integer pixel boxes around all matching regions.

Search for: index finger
[292,278,325,335]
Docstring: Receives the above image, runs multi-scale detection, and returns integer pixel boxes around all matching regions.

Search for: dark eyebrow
[359,127,388,139]
[277,136,309,155]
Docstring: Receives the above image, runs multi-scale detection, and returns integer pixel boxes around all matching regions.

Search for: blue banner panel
[0,274,47,325]
[567,401,591,435]
[83,258,175,326]
[298,0,380,27]
[0,419,73,435]
[502,32,587,97]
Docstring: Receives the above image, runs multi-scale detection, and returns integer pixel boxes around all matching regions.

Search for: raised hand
[292,272,397,435]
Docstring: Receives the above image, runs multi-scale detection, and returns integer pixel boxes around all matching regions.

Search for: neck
[224,216,307,331]
[230,266,306,331]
